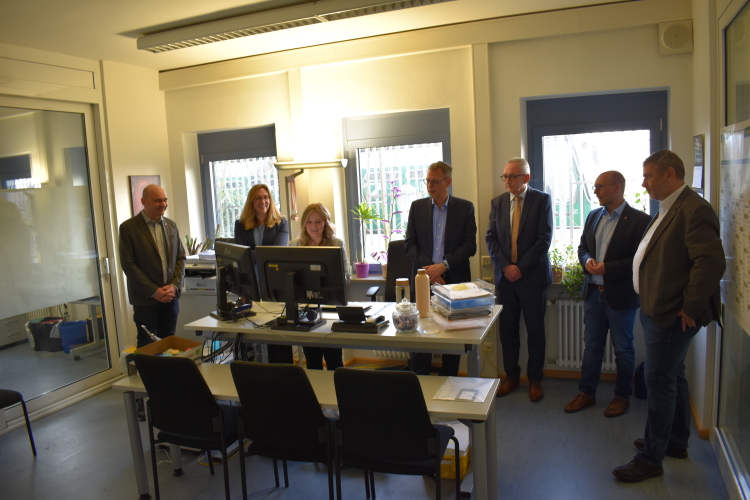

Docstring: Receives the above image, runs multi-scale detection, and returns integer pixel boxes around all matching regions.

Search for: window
[527,91,667,254]
[198,126,278,240]
[344,109,450,267]
[206,157,279,239]
[356,143,437,262]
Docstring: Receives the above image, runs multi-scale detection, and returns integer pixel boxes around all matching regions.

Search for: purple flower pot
[354,262,370,278]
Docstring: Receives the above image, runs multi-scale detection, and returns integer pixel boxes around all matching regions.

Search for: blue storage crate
[59,321,88,354]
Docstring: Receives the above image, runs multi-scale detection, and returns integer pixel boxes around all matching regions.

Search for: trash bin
[30,317,64,352]
[59,321,88,354]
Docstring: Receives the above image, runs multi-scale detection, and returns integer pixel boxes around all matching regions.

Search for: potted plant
[184,224,218,256]
[350,202,380,278]
[561,261,585,301]
[549,247,566,283]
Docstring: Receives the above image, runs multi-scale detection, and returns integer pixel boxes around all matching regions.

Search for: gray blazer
[119,212,186,307]
[637,187,725,327]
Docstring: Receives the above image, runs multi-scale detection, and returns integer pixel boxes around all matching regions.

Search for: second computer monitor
[255,245,348,327]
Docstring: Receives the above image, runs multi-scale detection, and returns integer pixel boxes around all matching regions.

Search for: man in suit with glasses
[563,170,651,417]
[486,157,553,401]
[405,161,478,376]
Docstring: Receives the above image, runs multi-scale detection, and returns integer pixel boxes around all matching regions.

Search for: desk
[112,364,499,500]
[185,303,502,378]
[68,296,104,361]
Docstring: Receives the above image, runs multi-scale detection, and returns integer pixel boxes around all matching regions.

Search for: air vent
[138,0,454,54]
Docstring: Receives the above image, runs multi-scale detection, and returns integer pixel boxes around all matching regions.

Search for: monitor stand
[268,272,325,332]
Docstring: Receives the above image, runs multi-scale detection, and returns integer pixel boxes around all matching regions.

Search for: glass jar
[392,299,420,332]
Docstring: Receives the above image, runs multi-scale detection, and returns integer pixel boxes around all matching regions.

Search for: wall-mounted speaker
[659,20,693,55]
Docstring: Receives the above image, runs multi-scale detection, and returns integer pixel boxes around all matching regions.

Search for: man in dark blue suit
[404,161,477,376]
[563,171,651,417]
[486,158,553,401]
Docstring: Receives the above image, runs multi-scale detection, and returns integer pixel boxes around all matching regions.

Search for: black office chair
[365,240,415,302]
[333,368,460,500]
[134,355,238,500]
[0,389,36,456]
[230,361,335,500]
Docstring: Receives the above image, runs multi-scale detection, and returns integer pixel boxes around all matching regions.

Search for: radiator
[26,307,57,320]
[557,300,615,371]
[373,350,410,359]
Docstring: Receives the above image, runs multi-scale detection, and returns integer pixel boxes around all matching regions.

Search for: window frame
[527,91,668,216]
[198,126,278,240]
[343,109,451,271]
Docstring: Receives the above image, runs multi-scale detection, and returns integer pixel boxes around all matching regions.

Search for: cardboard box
[135,336,202,361]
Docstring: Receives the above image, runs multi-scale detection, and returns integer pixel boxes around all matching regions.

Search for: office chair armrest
[365,286,380,302]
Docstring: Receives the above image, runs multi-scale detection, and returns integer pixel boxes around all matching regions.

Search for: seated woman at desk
[290,202,351,371]
[234,184,290,363]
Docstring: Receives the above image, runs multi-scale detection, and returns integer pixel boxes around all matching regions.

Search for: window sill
[351,275,386,282]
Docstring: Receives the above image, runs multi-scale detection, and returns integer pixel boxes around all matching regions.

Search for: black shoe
[137,399,145,421]
[634,438,688,459]
[612,458,663,482]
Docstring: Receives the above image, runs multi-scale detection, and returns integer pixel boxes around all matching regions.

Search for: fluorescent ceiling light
[138,0,454,53]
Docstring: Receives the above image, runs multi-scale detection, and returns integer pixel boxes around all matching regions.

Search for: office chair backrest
[334,368,436,461]
[134,355,222,437]
[384,240,414,302]
[230,361,328,451]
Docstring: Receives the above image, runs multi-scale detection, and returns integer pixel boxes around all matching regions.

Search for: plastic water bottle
[415,269,430,318]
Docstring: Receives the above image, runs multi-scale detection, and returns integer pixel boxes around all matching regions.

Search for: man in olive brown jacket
[613,150,725,482]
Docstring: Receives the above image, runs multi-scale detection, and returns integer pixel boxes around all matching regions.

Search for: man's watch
[442,262,448,270]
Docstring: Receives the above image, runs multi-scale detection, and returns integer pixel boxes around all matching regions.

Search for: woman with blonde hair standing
[234,184,290,362]
[289,203,351,370]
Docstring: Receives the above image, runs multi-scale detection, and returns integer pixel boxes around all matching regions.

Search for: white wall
[100,60,171,346]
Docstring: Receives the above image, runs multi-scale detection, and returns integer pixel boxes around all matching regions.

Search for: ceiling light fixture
[137,0,454,53]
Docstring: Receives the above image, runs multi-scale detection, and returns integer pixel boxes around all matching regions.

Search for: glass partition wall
[719,2,750,497]
[0,105,111,402]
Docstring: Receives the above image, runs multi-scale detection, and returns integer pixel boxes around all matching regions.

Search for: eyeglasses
[424,178,447,186]
[592,183,617,190]
[500,174,525,181]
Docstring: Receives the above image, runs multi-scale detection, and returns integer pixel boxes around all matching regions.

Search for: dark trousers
[133,300,179,348]
[580,288,637,399]
[497,283,547,381]
[636,312,699,466]
[303,347,343,371]
[411,353,460,376]
[266,344,294,364]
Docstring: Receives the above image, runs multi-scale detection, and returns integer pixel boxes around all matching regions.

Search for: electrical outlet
[482,256,492,267]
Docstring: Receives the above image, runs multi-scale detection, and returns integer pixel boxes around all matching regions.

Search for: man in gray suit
[119,184,186,348]
[613,150,725,482]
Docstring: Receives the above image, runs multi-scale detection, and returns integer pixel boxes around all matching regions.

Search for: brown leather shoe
[612,458,663,482]
[604,397,630,417]
[496,378,519,397]
[564,392,595,413]
[529,381,544,402]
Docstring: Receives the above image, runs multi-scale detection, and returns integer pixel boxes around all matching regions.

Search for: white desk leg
[123,391,151,499]
[470,420,489,500]
[467,345,480,377]
[170,444,183,474]
[487,402,498,500]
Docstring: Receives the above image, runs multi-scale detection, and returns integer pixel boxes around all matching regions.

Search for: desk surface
[183,302,502,352]
[112,362,499,422]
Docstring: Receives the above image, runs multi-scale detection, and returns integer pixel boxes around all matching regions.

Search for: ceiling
[0,0,631,72]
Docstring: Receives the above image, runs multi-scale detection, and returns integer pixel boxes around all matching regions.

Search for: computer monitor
[255,245,349,331]
[212,241,261,320]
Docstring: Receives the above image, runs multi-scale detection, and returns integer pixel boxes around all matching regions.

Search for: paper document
[433,377,495,403]
[434,282,493,300]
